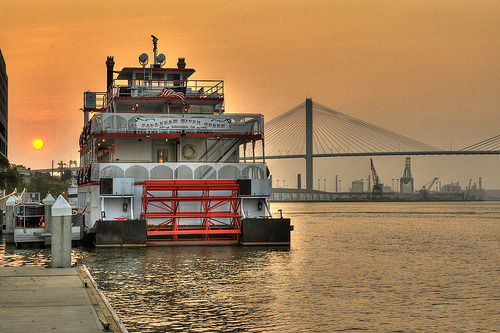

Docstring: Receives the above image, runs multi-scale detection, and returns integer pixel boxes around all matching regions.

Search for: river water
[1,202,499,332]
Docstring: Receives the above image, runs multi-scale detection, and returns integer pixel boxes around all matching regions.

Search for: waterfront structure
[77,38,288,246]
[0,49,7,158]
[400,157,414,193]
[14,165,31,183]
[441,182,461,192]
[351,180,364,192]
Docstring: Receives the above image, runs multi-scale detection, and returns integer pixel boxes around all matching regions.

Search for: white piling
[42,193,56,233]
[4,196,15,234]
[51,195,72,268]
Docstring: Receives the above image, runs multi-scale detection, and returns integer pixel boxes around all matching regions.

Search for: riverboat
[77,37,291,246]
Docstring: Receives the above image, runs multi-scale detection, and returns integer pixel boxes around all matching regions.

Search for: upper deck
[84,67,225,114]
[79,112,264,149]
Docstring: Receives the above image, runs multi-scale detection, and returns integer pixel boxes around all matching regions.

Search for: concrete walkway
[0,266,126,332]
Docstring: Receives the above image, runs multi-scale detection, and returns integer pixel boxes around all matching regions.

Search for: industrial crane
[420,177,438,198]
[370,159,383,199]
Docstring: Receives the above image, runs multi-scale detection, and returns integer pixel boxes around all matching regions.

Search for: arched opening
[125,165,149,182]
[150,165,174,179]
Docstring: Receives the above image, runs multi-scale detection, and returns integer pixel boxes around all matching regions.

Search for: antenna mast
[151,35,158,65]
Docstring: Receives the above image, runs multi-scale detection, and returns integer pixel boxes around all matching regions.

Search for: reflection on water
[0,241,83,267]
[1,202,499,332]
[81,247,293,332]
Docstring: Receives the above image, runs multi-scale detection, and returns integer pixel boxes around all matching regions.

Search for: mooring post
[42,193,56,233]
[4,196,15,243]
[51,195,72,268]
[4,196,15,233]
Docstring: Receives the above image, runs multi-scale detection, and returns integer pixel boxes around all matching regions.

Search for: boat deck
[0,266,126,332]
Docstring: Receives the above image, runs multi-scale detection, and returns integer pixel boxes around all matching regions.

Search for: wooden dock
[0,265,127,332]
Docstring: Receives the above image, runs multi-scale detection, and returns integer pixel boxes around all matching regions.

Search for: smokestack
[106,56,115,90]
[177,57,186,69]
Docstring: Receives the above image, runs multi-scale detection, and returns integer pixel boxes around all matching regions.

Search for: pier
[0,265,126,332]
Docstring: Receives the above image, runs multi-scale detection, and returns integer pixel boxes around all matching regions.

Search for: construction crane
[370,159,383,199]
[400,157,414,193]
[420,177,438,198]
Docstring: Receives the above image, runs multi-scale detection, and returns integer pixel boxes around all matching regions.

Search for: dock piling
[51,195,72,268]
[4,196,15,231]
[42,193,55,232]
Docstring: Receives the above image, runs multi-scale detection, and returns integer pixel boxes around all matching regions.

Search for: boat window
[125,165,149,182]
[96,139,115,162]
[194,166,216,179]
[156,149,168,163]
[174,165,193,179]
[218,165,240,180]
[101,165,125,178]
[150,165,173,179]
[241,166,264,179]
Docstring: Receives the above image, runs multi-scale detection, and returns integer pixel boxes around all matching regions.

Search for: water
[1,202,499,332]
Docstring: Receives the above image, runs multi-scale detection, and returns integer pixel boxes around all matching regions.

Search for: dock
[0,265,127,332]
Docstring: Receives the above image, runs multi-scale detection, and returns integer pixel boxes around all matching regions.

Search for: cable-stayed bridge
[253,99,500,190]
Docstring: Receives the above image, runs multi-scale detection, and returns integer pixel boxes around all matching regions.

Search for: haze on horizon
[1,0,498,188]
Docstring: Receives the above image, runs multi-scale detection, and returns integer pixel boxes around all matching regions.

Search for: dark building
[0,49,7,158]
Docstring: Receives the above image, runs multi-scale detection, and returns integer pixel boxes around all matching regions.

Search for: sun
[33,139,44,150]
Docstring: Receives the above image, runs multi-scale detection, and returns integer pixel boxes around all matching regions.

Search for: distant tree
[0,156,24,193]
[27,175,69,198]
[60,169,72,182]
[0,155,8,169]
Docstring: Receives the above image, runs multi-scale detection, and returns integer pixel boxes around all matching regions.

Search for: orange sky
[1,0,499,187]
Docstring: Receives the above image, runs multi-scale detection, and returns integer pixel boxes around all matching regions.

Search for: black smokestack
[106,56,115,90]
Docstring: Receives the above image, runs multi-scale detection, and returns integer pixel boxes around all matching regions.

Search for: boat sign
[134,116,231,131]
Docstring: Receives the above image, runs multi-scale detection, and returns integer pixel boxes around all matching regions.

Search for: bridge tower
[306,98,313,190]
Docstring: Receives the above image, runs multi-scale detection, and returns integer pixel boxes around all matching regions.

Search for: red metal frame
[142,180,242,243]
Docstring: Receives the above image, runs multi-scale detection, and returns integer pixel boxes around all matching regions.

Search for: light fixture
[139,53,149,67]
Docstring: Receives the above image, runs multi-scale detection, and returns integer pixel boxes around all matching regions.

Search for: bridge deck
[261,150,500,160]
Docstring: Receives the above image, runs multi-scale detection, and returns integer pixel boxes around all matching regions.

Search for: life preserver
[182,144,197,160]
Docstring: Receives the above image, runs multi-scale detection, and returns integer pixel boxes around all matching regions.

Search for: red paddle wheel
[141,180,242,245]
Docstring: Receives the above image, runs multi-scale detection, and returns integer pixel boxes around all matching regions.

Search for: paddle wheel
[142,180,242,245]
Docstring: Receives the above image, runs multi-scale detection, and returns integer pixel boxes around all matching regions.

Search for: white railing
[90,162,267,182]
[111,79,223,103]
[84,79,225,110]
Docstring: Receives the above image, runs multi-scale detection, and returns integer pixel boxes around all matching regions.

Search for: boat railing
[80,113,263,145]
[14,202,44,229]
[78,162,268,185]
[110,79,223,102]
[84,91,107,110]
[84,80,225,110]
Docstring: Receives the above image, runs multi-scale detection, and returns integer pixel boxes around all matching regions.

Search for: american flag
[156,88,185,101]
